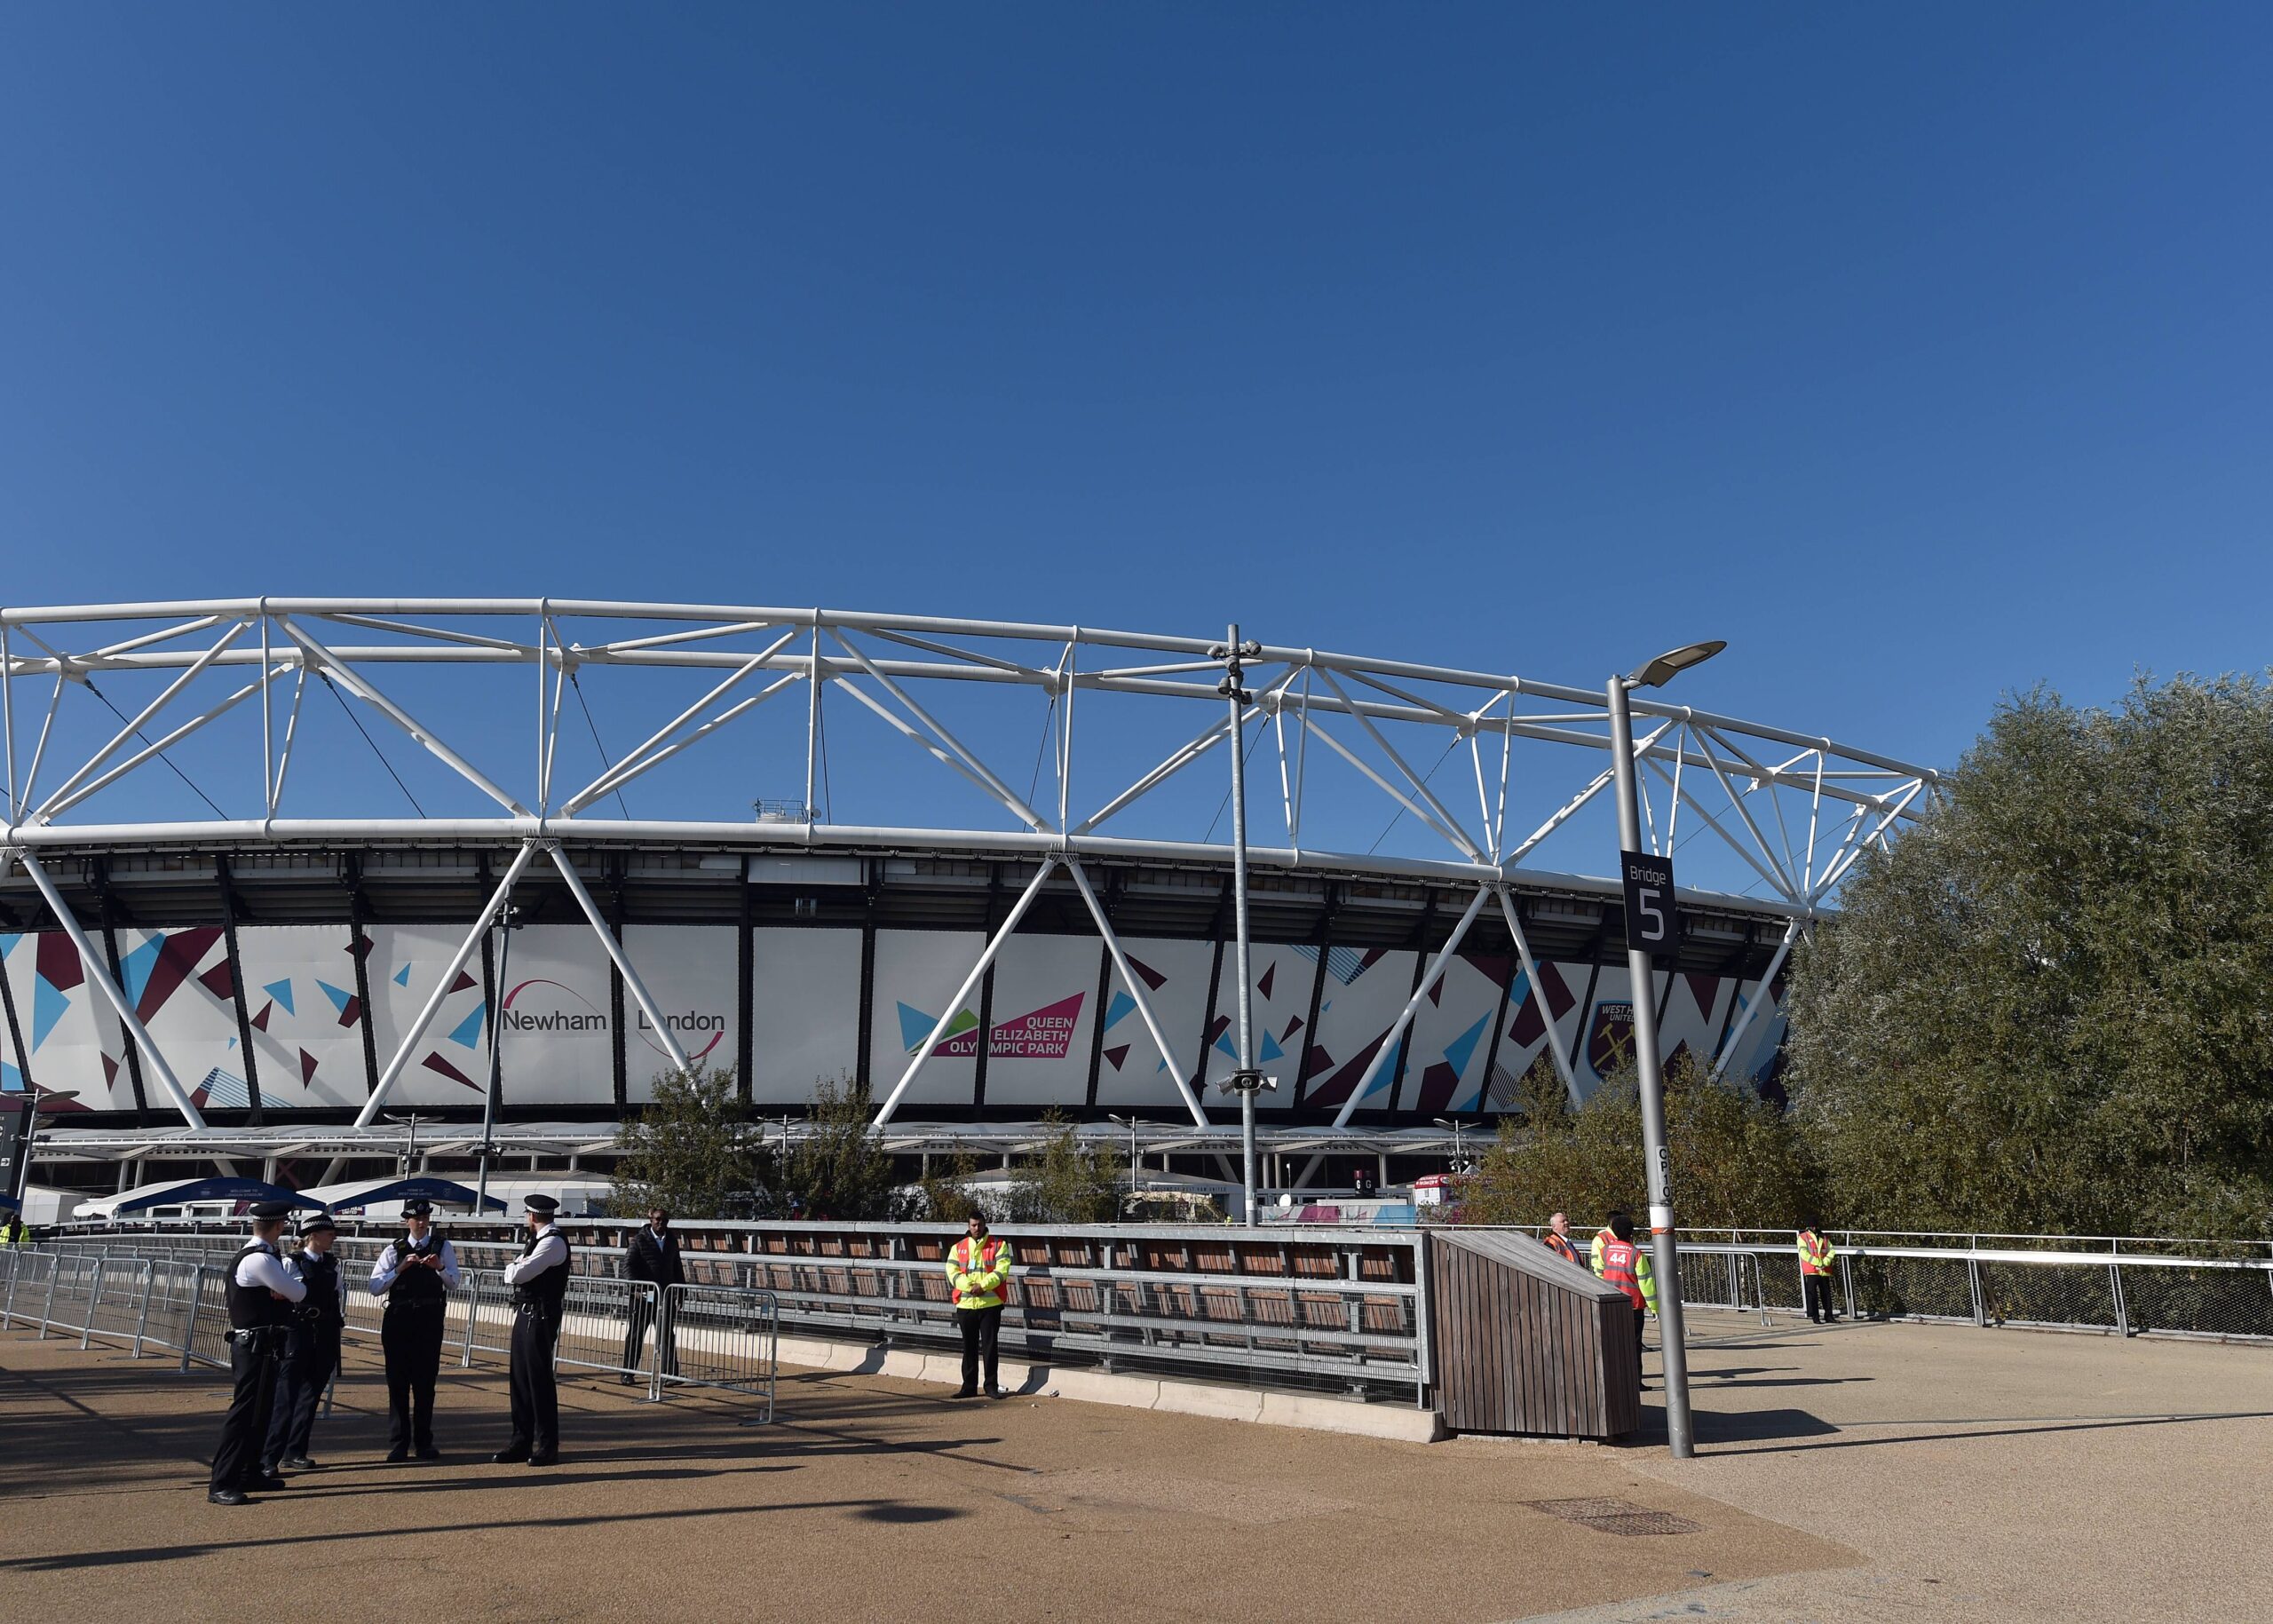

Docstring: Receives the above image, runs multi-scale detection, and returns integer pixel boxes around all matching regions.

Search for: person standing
[208,1200,306,1505]
[1591,1209,1628,1274]
[369,1198,461,1462]
[1798,1224,1840,1324]
[495,1193,568,1466]
[1541,1211,1584,1268]
[619,1205,684,1384]
[0,1197,28,1247]
[1594,1212,1658,1370]
[944,1215,1014,1399]
[262,1214,345,1474]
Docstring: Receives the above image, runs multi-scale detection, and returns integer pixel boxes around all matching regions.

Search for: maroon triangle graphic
[101,1052,119,1085]
[349,932,375,961]
[250,1001,273,1032]
[421,1052,481,1091]
[1426,977,1444,1007]
[1125,955,1168,992]
[1684,973,1719,1018]
[298,1049,320,1084]
[1279,1013,1304,1041]
[1257,963,1276,1001]
[337,995,362,1029]
[38,932,87,993]
[137,927,226,1021]
[198,960,236,1001]
[449,970,479,994]
[1104,1043,1130,1072]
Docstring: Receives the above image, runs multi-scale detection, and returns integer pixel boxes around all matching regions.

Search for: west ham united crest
[1586,1000,1636,1078]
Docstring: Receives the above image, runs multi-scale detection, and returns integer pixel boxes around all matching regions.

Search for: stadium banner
[748,927,861,1103]
[619,925,736,1100]
[115,925,252,1115]
[1295,947,1419,1113]
[366,923,509,1109]
[1483,958,1592,1110]
[868,930,986,1107]
[1404,949,1512,1117]
[0,930,131,1113]
[234,924,372,1109]
[975,932,1105,1107]
[1199,942,1318,1107]
[1090,935,1216,1111]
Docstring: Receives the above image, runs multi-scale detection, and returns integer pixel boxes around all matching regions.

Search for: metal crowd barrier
[654,1283,780,1420]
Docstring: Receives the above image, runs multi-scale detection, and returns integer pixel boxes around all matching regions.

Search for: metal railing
[655,1283,780,1420]
[0,1247,231,1369]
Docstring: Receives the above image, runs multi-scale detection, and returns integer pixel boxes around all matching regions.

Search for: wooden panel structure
[1426,1228,1641,1438]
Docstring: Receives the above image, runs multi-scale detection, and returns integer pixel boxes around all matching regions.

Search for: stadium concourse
[4,1305,2269,1622]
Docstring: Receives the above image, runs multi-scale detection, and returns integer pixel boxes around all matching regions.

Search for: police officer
[370,1197,462,1462]
[262,1213,345,1475]
[495,1193,568,1466]
[208,1200,307,1505]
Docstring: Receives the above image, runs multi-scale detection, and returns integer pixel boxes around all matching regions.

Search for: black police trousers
[506,1305,561,1453]
[210,1331,282,1493]
[956,1305,1002,1393]
[382,1302,447,1452]
[1803,1273,1836,1322]
[265,1325,340,1468]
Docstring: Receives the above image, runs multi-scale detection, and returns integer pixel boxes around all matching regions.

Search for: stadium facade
[0,600,1939,1195]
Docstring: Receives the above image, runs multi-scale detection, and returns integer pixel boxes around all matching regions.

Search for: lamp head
[1627,640,1727,689]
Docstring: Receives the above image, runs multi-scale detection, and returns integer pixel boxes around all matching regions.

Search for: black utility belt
[512,1300,561,1318]
[226,1327,287,1347]
[385,1295,447,1313]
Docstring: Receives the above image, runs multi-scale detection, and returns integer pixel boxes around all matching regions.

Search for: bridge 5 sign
[1620,852,1682,963]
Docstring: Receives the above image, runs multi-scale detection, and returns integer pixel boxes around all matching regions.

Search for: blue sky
[3,4,2268,813]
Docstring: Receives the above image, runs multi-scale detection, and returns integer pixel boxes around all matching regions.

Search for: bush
[610,1065,771,1219]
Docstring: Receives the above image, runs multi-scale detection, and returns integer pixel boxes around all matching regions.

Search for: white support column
[1063,856,1213,1129]
[13,849,207,1129]
[544,844,693,1074]
[355,842,539,1128]
[1709,920,1802,1083]
[873,858,1058,1124]
[1329,883,1493,1129]
[1493,885,1580,1098]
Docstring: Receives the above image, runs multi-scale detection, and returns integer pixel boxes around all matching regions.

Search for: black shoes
[491,1446,531,1463]
[280,1454,317,1471]
[527,1450,558,1467]
[249,1473,289,1492]
[416,1446,441,1462]
[208,1488,253,1506]
[385,1446,411,1462]
[984,1387,1007,1399]
[952,1387,978,1399]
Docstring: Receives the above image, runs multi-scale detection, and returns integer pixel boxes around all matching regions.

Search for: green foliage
[1456,1052,1822,1230]
[915,1151,986,1223]
[1786,677,2273,1240]
[609,1065,770,1219]
[777,1075,907,1221]
[1006,1111,1125,1223]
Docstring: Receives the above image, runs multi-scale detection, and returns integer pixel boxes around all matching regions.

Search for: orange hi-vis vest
[1798,1231,1835,1276]
[946,1235,1013,1310]
[1542,1232,1582,1267]
[1597,1238,1656,1312]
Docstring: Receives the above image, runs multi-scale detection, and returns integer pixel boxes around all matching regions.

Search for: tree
[610,1064,771,1219]
[1785,677,2273,1240]
[778,1075,905,1220]
[1454,1053,1820,1230]
[1005,1112,1124,1223]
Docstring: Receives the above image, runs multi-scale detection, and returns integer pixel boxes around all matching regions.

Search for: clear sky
[3,4,2268,788]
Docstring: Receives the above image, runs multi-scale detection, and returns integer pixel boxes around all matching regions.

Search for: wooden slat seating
[1426,1229,1641,1439]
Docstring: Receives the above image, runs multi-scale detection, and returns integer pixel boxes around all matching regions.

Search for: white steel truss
[0,600,1944,1128]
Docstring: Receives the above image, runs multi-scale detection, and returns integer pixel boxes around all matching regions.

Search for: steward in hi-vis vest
[1593,1212,1657,1370]
[1798,1226,1839,1325]
[944,1216,1015,1399]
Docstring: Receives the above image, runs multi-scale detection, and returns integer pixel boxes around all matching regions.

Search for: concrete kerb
[773,1331,1445,1443]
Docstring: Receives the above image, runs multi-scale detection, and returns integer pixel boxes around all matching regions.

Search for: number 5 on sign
[1620,851,1682,963]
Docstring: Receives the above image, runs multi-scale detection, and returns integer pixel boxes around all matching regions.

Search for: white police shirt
[501,1224,568,1285]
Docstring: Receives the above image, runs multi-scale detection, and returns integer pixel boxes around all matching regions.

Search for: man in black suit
[619,1205,685,1383]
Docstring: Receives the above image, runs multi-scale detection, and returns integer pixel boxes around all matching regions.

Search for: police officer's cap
[298,1213,337,1236]
[249,1200,297,1220]
[524,1193,560,1216]
[401,1198,434,1217]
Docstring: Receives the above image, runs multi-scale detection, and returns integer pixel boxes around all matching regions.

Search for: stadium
[0,599,1939,1209]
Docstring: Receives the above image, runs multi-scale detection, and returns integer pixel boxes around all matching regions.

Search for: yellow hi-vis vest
[1797,1231,1835,1276]
[946,1235,1013,1310]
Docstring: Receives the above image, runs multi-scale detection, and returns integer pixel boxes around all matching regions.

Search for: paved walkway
[2,1311,2268,1622]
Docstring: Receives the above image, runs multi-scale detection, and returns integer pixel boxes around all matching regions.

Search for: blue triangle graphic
[1260,1030,1285,1065]
[33,977,67,1050]
[448,1002,487,1049]
[317,979,355,1016]
[394,963,412,987]
[1443,1011,1490,1080]
[1104,991,1136,1032]
[897,1002,938,1053]
[2,1060,20,1092]
[264,979,296,1017]
[119,936,162,1010]
[0,933,19,961]
[1363,1037,1404,1097]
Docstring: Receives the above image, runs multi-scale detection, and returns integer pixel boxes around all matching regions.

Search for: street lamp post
[1216,623,1271,1225]
[1608,638,1723,1462]
[475,900,521,1218]
[1433,1117,1469,1173]
[1108,1114,1144,1213]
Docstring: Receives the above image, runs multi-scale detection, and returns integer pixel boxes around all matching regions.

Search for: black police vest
[386,1235,448,1308]
[227,1242,289,1330]
[297,1248,344,1327]
[511,1229,571,1313]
